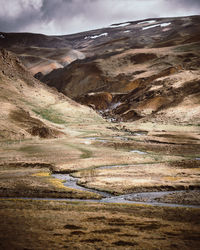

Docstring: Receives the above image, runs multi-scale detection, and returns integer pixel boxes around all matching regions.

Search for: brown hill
[0,32,85,75]
[41,16,200,124]
[1,15,200,125]
[1,15,199,77]
[0,49,102,139]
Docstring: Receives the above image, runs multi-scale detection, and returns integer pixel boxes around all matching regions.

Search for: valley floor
[0,121,200,249]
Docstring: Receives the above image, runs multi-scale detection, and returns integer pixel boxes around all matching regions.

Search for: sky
[0,0,199,35]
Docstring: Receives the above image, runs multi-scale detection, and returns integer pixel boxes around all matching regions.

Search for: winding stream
[52,173,111,198]
[51,173,200,208]
[2,135,199,208]
[2,171,199,208]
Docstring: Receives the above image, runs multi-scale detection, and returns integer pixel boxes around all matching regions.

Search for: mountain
[0,32,85,76]
[0,16,200,250]
[1,15,200,125]
[0,49,102,140]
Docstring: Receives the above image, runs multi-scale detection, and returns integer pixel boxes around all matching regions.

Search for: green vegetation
[173,42,200,52]
[65,143,93,159]
[0,139,30,146]
[79,148,93,159]
[32,107,66,124]
[18,145,43,154]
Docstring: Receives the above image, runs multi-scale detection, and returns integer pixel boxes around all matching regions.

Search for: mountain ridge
[0,15,200,125]
[41,15,200,124]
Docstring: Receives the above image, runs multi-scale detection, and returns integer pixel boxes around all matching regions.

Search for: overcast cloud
[0,0,199,35]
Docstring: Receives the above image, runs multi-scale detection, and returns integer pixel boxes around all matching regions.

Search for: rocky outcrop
[75,92,113,110]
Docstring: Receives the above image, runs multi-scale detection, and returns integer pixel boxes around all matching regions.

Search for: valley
[0,119,199,248]
[0,15,200,249]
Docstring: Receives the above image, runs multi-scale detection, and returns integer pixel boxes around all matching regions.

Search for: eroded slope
[0,49,104,140]
[40,16,200,125]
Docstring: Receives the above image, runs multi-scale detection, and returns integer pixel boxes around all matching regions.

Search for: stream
[2,170,199,208]
[2,135,199,208]
[51,173,200,208]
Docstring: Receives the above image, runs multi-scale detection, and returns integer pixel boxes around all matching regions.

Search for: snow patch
[88,92,99,96]
[0,34,5,39]
[142,22,171,30]
[142,24,160,30]
[138,20,156,25]
[161,22,171,27]
[124,30,130,33]
[110,22,131,28]
[84,32,108,40]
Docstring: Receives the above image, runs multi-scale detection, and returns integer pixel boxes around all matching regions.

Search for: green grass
[173,42,200,52]
[72,146,93,159]
[64,143,93,159]
[32,108,66,124]
[79,148,93,159]
[72,163,130,173]
[18,145,43,154]
[0,139,30,146]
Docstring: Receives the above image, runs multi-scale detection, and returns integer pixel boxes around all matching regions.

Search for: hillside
[0,16,200,125]
[39,15,200,124]
[1,16,200,126]
[0,32,85,75]
[0,49,103,140]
